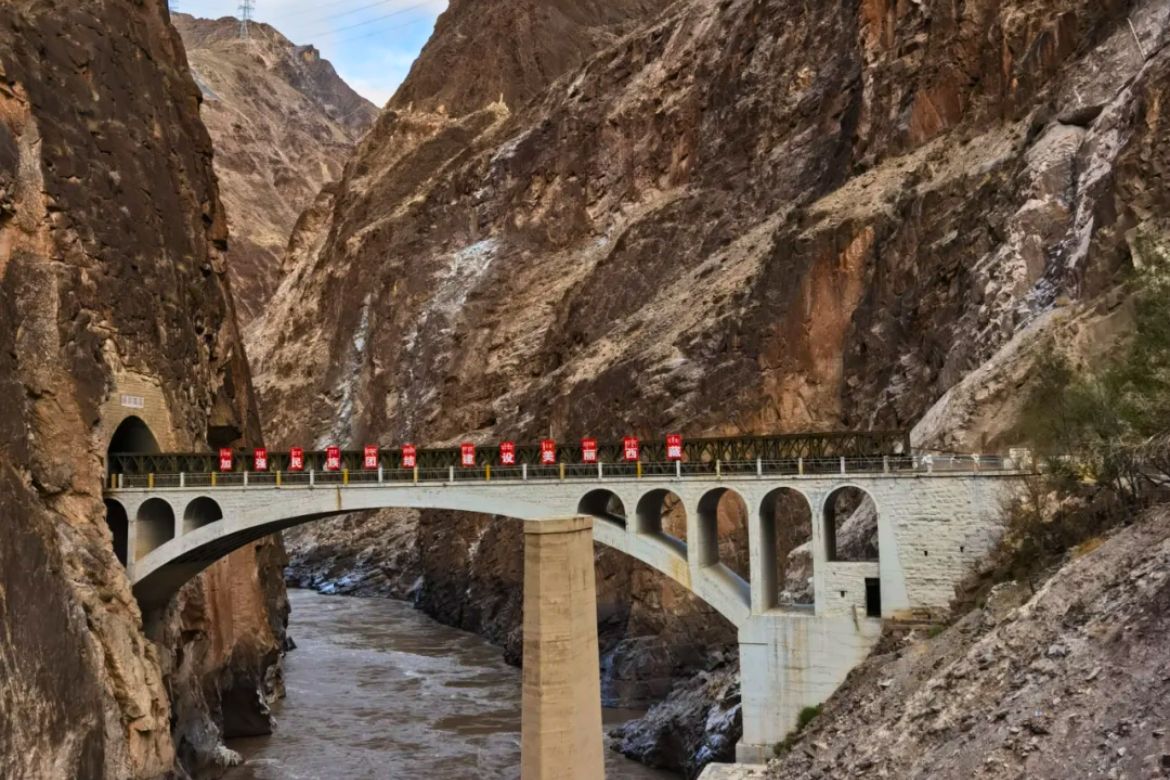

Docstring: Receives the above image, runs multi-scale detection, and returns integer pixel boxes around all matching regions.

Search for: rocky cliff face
[769,505,1170,779]
[172,13,377,324]
[253,0,1169,772]
[0,2,286,778]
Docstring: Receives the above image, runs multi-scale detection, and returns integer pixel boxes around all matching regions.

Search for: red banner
[218,448,233,472]
[325,446,341,471]
[253,447,268,471]
[622,436,640,462]
[581,437,598,463]
[401,444,417,469]
[461,443,476,467]
[540,439,556,465]
[666,434,683,461]
[289,447,305,472]
[363,445,379,470]
[499,441,516,466]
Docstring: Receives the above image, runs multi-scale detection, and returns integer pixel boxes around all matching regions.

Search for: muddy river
[225,589,675,779]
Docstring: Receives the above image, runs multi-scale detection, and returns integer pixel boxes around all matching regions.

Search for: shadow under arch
[104,499,129,566]
[136,498,175,561]
[823,485,879,562]
[696,487,750,576]
[184,496,224,535]
[759,487,814,610]
[634,488,687,557]
[577,489,627,529]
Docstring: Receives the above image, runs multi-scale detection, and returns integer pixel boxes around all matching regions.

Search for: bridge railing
[108,454,1021,490]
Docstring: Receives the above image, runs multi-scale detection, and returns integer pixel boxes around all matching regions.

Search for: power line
[324,13,436,46]
[311,1,434,38]
[313,0,421,24]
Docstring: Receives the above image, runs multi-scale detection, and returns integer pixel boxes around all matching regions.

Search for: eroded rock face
[768,506,1170,779]
[259,0,1170,773]
[172,13,377,324]
[0,2,286,777]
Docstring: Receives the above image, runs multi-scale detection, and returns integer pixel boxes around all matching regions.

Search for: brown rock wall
[0,2,286,777]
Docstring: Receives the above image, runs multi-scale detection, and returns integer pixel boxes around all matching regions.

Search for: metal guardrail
[107,431,913,477]
[108,454,1021,491]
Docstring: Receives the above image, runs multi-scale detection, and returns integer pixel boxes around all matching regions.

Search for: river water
[225,589,675,779]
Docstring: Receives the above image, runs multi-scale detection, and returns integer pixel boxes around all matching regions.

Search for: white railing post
[797,457,804,476]
[243,470,249,488]
[883,455,890,474]
[597,461,603,480]
[309,469,315,487]
[973,454,981,472]
[378,465,384,484]
[179,472,185,488]
[448,465,455,482]
[675,459,682,479]
[756,457,762,478]
[118,473,124,489]
[716,459,722,480]
[522,463,528,481]
[839,456,846,475]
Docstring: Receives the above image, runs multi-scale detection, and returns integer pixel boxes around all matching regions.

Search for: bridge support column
[521,516,604,780]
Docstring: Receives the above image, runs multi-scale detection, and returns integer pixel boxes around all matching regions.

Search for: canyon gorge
[2,0,1169,778]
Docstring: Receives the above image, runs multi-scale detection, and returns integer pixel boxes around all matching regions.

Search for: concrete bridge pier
[521,516,605,779]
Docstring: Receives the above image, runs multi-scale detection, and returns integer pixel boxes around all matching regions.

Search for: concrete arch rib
[130,488,749,627]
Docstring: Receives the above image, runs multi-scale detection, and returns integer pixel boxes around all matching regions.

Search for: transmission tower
[239,0,253,40]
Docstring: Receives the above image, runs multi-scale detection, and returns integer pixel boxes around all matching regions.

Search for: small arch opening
[577,490,627,529]
[136,498,175,560]
[184,496,223,535]
[696,487,749,580]
[634,489,687,551]
[104,499,129,566]
[824,486,879,562]
[759,487,814,610]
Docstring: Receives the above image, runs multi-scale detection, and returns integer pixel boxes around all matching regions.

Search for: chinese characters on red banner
[499,441,516,465]
[253,447,268,471]
[581,438,598,463]
[364,445,379,470]
[666,434,683,461]
[623,436,639,462]
[218,448,232,472]
[289,447,304,471]
[325,446,341,471]
[402,444,417,469]
[540,439,556,465]
[461,443,476,467]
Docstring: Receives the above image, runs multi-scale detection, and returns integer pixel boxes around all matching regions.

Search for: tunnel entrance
[107,415,161,458]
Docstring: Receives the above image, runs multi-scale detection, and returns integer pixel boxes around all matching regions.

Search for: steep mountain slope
[769,505,1170,779]
[0,2,286,778]
[172,13,377,323]
[251,0,1169,772]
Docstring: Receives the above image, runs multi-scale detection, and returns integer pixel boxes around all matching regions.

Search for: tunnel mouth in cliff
[107,415,161,459]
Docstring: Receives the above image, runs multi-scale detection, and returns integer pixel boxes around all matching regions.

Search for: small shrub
[797,704,822,730]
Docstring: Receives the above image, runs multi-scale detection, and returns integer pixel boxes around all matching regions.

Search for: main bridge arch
[111,482,760,627]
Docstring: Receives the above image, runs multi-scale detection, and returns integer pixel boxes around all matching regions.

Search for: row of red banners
[217,435,685,472]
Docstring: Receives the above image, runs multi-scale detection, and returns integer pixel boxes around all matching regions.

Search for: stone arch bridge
[104,437,1023,774]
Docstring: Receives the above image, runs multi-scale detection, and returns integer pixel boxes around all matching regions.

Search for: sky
[173,0,449,105]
